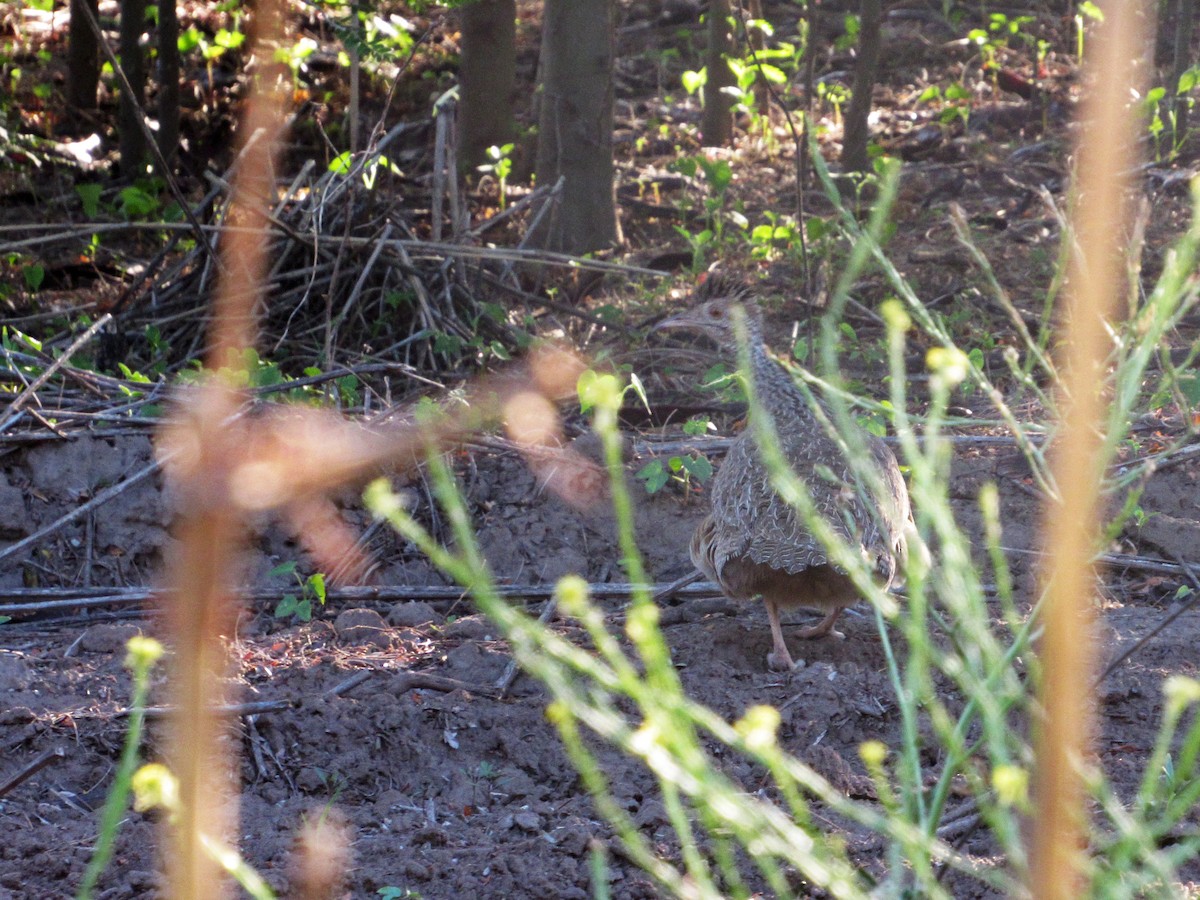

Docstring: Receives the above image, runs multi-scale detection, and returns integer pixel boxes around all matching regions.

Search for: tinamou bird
[656,275,913,671]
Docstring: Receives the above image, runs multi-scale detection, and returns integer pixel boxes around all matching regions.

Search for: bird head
[653,274,762,345]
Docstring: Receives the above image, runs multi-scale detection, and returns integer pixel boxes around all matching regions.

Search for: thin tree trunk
[118,0,149,176]
[841,0,883,173]
[458,0,516,172]
[1170,0,1197,144]
[701,0,734,145]
[157,0,180,167]
[531,0,621,255]
[67,0,100,111]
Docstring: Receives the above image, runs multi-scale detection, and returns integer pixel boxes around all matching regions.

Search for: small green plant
[635,414,718,494]
[78,637,164,900]
[671,154,743,269]
[270,561,327,622]
[274,35,318,89]
[635,451,713,495]
[377,888,422,900]
[815,79,850,126]
[916,82,972,126]
[328,151,403,189]
[1074,0,1104,61]
[117,181,162,220]
[130,762,277,900]
[178,21,247,110]
[749,211,802,261]
[477,142,515,209]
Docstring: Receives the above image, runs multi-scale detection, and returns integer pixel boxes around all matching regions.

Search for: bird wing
[709,429,906,582]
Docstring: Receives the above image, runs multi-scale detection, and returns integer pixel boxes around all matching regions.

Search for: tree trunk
[458,0,516,172]
[118,0,149,176]
[1169,0,1197,144]
[67,0,100,111]
[157,0,180,167]
[701,0,734,146]
[531,0,621,255]
[840,0,882,173]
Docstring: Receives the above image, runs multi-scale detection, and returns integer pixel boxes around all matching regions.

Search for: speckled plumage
[657,276,912,670]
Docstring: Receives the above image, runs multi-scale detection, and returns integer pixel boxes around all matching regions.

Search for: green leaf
[702,363,733,389]
[757,63,786,85]
[76,183,103,218]
[636,460,669,494]
[118,363,151,384]
[178,26,202,53]
[118,185,157,219]
[681,69,706,95]
[308,573,327,604]
[681,454,713,482]
[1178,373,1200,406]
[627,372,651,413]
[214,28,245,50]
[275,594,299,618]
[269,561,298,578]
[23,265,44,291]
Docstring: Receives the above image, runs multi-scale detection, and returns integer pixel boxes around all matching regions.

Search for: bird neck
[743,328,820,424]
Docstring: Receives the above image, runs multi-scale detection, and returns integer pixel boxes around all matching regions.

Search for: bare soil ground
[3,414,1200,898]
[4,1,1200,898]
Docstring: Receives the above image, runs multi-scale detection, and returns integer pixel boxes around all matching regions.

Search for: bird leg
[764,598,798,672]
[794,606,846,641]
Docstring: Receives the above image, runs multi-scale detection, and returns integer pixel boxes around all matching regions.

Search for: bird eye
[707,306,723,318]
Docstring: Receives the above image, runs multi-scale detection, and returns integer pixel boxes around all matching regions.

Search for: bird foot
[794,624,846,641]
[767,648,801,672]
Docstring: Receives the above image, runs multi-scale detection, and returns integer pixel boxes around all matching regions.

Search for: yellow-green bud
[132,763,181,816]
[554,575,590,618]
[859,739,888,769]
[735,705,781,752]
[992,764,1029,807]
[880,298,911,333]
[926,346,970,387]
[124,635,164,674]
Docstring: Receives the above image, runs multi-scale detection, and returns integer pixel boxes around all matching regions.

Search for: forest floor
[2,2,1200,898]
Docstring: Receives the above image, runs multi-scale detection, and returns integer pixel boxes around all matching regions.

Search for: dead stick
[1094,552,1200,686]
[0,314,113,432]
[0,747,66,799]
[0,457,165,567]
[0,581,721,618]
[495,594,559,696]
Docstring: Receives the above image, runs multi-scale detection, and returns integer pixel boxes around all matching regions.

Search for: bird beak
[652,312,693,334]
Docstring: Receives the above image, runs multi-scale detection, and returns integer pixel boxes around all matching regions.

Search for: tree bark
[458,0,516,172]
[1169,0,1197,143]
[157,0,181,167]
[67,0,100,111]
[701,0,734,146]
[118,0,149,176]
[840,0,882,173]
[531,0,621,255]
